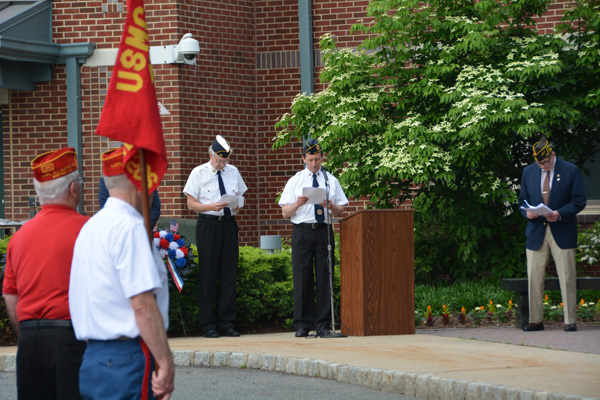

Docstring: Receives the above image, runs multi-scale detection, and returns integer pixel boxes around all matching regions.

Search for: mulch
[415,315,600,330]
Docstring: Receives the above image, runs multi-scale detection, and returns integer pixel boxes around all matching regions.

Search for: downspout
[298,0,314,148]
[60,44,95,213]
[298,0,314,96]
[65,56,83,212]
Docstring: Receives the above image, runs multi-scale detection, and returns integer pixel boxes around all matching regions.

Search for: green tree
[274,0,599,282]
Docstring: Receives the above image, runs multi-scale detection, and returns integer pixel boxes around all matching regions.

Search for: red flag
[94,0,167,194]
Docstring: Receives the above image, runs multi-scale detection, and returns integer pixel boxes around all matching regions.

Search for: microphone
[321,166,329,183]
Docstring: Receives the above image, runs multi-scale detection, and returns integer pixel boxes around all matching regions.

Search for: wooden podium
[339,209,415,336]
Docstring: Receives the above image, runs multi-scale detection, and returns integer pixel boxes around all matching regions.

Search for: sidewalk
[0,326,598,399]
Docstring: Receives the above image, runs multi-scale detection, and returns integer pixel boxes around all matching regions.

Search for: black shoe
[295,328,310,337]
[203,329,220,338]
[523,322,544,332]
[316,329,332,337]
[564,323,577,332]
[220,327,240,337]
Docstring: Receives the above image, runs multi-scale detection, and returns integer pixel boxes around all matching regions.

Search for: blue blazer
[518,157,586,250]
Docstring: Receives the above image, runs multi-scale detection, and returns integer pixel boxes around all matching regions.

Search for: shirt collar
[304,168,319,177]
[212,166,228,175]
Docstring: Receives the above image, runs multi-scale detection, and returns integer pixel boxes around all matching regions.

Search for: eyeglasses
[211,154,230,165]
[536,157,552,167]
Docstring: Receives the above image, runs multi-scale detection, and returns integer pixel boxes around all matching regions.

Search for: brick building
[0,0,596,247]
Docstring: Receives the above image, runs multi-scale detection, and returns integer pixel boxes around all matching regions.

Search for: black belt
[20,319,73,329]
[198,214,235,221]
[294,223,327,230]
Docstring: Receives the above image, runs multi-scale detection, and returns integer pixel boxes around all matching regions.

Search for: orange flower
[461,307,466,315]
[544,294,549,302]
[580,298,585,305]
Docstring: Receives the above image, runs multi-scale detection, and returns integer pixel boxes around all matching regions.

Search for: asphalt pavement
[0,367,418,400]
[0,325,598,399]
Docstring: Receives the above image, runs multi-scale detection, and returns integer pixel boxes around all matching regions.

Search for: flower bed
[416,297,600,329]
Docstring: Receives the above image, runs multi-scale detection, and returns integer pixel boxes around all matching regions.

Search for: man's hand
[545,210,560,222]
[2,294,19,332]
[211,201,229,212]
[281,196,309,219]
[152,362,175,399]
[295,195,309,207]
[526,212,539,220]
[320,200,344,218]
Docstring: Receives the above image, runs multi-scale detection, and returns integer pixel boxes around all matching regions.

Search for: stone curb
[1,351,597,400]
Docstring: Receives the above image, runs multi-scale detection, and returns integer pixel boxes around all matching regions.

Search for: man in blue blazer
[518,136,587,332]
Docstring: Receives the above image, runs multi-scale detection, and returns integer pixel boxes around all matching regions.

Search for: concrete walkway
[0,326,598,399]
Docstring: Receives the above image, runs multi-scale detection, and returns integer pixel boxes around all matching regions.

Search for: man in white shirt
[183,135,248,338]
[69,147,174,399]
[279,139,348,338]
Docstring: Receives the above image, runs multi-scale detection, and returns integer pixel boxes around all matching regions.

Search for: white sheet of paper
[520,200,553,215]
[219,194,244,209]
[302,187,326,205]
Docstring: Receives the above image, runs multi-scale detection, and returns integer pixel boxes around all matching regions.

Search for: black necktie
[313,173,324,224]
[217,171,231,220]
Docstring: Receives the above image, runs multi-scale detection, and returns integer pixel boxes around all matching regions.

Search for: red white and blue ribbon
[166,257,184,292]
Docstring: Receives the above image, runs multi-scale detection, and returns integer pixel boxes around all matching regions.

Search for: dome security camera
[176,33,200,65]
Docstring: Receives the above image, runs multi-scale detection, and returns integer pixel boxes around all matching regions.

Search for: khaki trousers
[526,225,577,324]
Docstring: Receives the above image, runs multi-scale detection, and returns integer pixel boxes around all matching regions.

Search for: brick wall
[1,0,579,248]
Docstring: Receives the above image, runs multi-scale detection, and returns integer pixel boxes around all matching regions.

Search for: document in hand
[520,200,553,216]
[219,194,244,209]
[302,187,326,205]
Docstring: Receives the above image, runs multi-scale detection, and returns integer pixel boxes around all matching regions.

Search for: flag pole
[138,148,153,243]
[138,147,161,399]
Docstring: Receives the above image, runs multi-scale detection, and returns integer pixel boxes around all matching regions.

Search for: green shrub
[167,245,320,335]
[415,279,514,314]
[0,235,11,270]
[235,246,294,331]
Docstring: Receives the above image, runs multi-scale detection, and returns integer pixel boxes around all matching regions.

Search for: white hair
[208,145,233,156]
[33,170,80,205]
[104,174,135,192]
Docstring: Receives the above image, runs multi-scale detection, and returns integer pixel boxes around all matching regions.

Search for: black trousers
[196,215,239,332]
[16,324,86,400]
[291,223,336,332]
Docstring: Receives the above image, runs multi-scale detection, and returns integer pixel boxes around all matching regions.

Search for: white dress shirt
[183,162,248,216]
[69,197,169,341]
[279,168,348,224]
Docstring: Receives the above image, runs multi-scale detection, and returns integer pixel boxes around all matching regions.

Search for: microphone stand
[321,167,347,338]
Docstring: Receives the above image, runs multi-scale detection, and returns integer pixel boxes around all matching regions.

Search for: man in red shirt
[2,147,88,400]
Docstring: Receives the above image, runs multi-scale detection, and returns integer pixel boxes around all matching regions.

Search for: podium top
[339,208,414,223]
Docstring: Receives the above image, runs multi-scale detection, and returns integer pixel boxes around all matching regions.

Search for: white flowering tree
[274,0,599,281]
